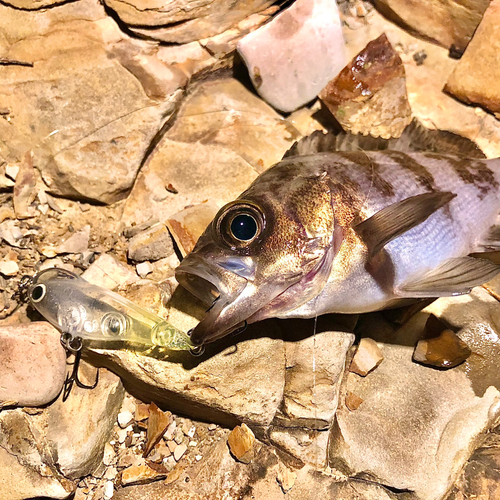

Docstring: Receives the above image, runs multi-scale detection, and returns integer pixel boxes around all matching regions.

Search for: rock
[13,151,37,219]
[269,427,330,469]
[121,463,167,486]
[413,329,471,369]
[237,0,346,113]
[0,410,74,500]
[0,259,19,277]
[276,462,297,493]
[166,201,220,257]
[278,326,354,429]
[123,77,298,226]
[372,0,489,53]
[127,223,174,262]
[52,225,91,255]
[444,0,500,117]
[330,338,500,500]
[89,325,285,427]
[319,33,412,139]
[103,0,275,44]
[174,442,188,462]
[227,423,255,463]
[136,262,153,278]
[349,337,384,377]
[0,6,184,204]
[0,322,66,407]
[118,410,134,429]
[143,403,173,458]
[345,391,363,411]
[27,364,124,479]
[82,253,139,290]
[1,0,68,9]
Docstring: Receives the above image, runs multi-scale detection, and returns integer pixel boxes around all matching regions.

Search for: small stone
[277,462,297,493]
[195,455,202,461]
[127,223,174,263]
[319,33,412,139]
[413,329,472,368]
[173,443,188,462]
[163,420,176,441]
[174,427,184,445]
[53,226,91,255]
[166,440,177,453]
[117,450,140,469]
[181,419,193,436]
[345,391,364,411]
[5,164,19,181]
[349,338,384,377]
[208,424,217,431]
[134,403,149,422]
[103,443,116,466]
[0,322,66,407]
[104,480,114,499]
[0,260,19,277]
[136,262,153,279]
[187,426,196,438]
[82,254,138,290]
[121,464,167,486]
[13,152,37,219]
[189,441,197,447]
[227,423,255,464]
[143,403,173,458]
[238,0,346,112]
[118,411,134,429]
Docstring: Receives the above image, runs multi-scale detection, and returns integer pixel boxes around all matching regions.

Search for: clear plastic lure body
[23,268,195,351]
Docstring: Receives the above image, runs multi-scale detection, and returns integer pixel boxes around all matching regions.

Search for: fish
[176,124,500,345]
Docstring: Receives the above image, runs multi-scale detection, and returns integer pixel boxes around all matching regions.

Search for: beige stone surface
[445,0,500,116]
[372,0,489,52]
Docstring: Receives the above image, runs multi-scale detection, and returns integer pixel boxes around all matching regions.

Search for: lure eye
[101,312,128,337]
[230,214,258,241]
[31,284,46,303]
[216,202,265,248]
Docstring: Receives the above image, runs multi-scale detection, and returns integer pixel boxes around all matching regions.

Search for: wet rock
[445,0,500,117]
[0,6,183,204]
[103,0,275,44]
[227,423,255,463]
[349,337,384,376]
[372,0,489,53]
[166,201,220,256]
[127,223,174,263]
[319,33,412,139]
[123,77,299,226]
[82,253,139,290]
[0,322,66,407]
[0,409,75,500]
[238,0,346,113]
[278,328,354,429]
[89,327,285,427]
[330,337,500,500]
[26,364,124,479]
[413,329,471,368]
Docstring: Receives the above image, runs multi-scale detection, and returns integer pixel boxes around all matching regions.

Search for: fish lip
[176,254,251,344]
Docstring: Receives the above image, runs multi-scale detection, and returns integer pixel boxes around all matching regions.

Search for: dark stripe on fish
[382,151,436,192]
[336,151,395,197]
[425,153,498,198]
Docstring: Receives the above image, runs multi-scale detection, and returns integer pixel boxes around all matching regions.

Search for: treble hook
[60,333,99,401]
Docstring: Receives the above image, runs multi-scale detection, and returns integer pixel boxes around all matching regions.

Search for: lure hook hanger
[60,333,99,401]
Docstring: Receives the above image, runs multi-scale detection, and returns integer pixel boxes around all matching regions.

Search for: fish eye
[230,214,258,241]
[31,284,46,303]
[216,201,265,248]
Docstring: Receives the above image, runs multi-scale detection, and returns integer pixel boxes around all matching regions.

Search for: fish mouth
[176,255,251,345]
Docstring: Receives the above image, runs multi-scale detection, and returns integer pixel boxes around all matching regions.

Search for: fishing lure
[19,268,201,397]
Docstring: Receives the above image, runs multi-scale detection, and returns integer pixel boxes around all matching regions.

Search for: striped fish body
[176,149,500,345]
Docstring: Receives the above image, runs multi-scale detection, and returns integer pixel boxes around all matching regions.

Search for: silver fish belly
[176,150,500,344]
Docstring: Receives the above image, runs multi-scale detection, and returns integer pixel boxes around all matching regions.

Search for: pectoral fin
[354,191,456,257]
[397,257,500,297]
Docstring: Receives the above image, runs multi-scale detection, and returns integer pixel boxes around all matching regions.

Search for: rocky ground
[2,0,500,499]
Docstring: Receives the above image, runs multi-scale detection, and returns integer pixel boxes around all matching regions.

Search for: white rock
[104,480,114,499]
[117,410,134,429]
[237,0,346,112]
[173,443,187,461]
[0,260,18,277]
[136,261,153,278]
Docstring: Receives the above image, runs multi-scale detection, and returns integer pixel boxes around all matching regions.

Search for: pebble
[166,440,177,453]
[349,338,384,377]
[104,480,114,499]
[136,262,153,278]
[127,223,174,263]
[163,420,176,441]
[174,427,184,444]
[173,443,188,461]
[345,391,364,411]
[0,260,19,277]
[103,443,116,466]
[117,428,129,444]
[208,423,217,431]
[121,464,167,486]
[0,322,67,407]
[413,329,471,368]
[227,423,255,464]
[117,411,134,429]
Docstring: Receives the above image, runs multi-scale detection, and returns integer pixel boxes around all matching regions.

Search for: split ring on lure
[19,268,204,356]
